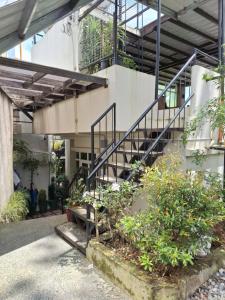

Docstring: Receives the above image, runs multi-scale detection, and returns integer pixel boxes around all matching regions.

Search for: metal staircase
[58,49,218,253]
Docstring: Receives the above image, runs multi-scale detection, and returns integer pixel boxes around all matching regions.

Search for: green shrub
[38,189,47,213]
[0,191,29,223]
[119,155,225,272]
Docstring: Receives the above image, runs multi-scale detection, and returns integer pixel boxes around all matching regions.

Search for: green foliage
[0,191,29,223]
[13,139,30,163]
[83,180,137,238]
[66,178,85,207]
[80,15,136,73]
[191,149,207,166]
[56,175,70,201]
[13,139,48,182]
[38,189,47,202]
[119,155,225,272]
[121,55,137,70]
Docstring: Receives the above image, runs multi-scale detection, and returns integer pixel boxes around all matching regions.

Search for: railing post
[155,0,161,99]
[113,103,116,145]
[91,125,95,172]
[113,0,118,65]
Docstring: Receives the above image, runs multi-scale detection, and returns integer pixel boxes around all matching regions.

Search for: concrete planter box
[87,240,225,300]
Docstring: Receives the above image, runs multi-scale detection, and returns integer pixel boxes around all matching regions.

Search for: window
[158,84,178,108]
[81,152,87,160]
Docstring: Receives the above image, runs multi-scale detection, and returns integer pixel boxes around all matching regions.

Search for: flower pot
[66,208,73,222]
[100,58,109,70]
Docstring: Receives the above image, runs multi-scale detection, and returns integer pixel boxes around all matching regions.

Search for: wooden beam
[0,57,107,86]
[18,0,38,39]
[0,77,54,93]
[0,87,33,121]
[23,72,46,88]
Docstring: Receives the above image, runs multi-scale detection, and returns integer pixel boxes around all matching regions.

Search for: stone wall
[0,91,13,208]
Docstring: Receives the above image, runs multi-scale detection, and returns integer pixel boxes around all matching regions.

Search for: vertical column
[218,0,225,145]
[155,0,161,99]
[113,0,118,65]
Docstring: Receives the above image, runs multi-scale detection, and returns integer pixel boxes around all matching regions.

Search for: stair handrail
[87,49,218,184]
[90,102,116,171]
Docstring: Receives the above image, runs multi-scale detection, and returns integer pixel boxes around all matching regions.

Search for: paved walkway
[0,215,130,300]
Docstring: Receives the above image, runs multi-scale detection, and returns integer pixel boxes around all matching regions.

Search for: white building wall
[0,91,13,208]
[33,65,156,134]
[164,64,224,177]
[31,17,79,71]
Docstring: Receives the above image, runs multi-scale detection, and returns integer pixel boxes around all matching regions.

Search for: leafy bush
[0,191,29,223]
[83,180,137,238]
[119,155,225,272]
[66,179,85,208]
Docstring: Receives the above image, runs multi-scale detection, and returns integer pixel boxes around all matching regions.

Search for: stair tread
[97,176,123,183]
[55,222,87,254]
[125,138,168,142]
[70,206,95,223]
[136,127,183,132]
[107,162,131,169]
[117,149,163,155]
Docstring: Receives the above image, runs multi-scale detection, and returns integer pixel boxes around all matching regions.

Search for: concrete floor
[0,215,130,300]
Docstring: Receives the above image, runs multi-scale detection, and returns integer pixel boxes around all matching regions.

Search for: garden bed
[87,239,225,300]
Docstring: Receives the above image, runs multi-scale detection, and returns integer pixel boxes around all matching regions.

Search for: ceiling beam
[193,7,218,25]
[18,0,38,39]
[160,28,198,48]
[0,57,107,86]
[126,42,178,62]
[79,0,105,22]
[120,6,150,26]
[140,15,170,36]
[168,19,217,43]
[127,31,190,56]
[176,0,212,17]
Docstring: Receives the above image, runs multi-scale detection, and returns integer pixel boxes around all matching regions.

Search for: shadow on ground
[0,214,66,256]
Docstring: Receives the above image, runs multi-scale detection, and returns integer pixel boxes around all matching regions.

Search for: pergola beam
[0,57,107,86]
[18,0,38,39]
[0,87,33,121]
[23,72,46,88]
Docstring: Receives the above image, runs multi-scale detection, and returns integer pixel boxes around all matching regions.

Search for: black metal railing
[91,102,116,171]
[86,49,218,199]
[68,103,116,195]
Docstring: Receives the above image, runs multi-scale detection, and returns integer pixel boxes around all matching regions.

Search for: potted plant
[38,189,47,213]
[65,178,85,221]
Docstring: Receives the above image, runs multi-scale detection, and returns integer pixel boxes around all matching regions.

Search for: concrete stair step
[55,222,87,254]
[70,206,95,224]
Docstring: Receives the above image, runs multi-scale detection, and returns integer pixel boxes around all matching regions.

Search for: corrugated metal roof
[0,0,92,54]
